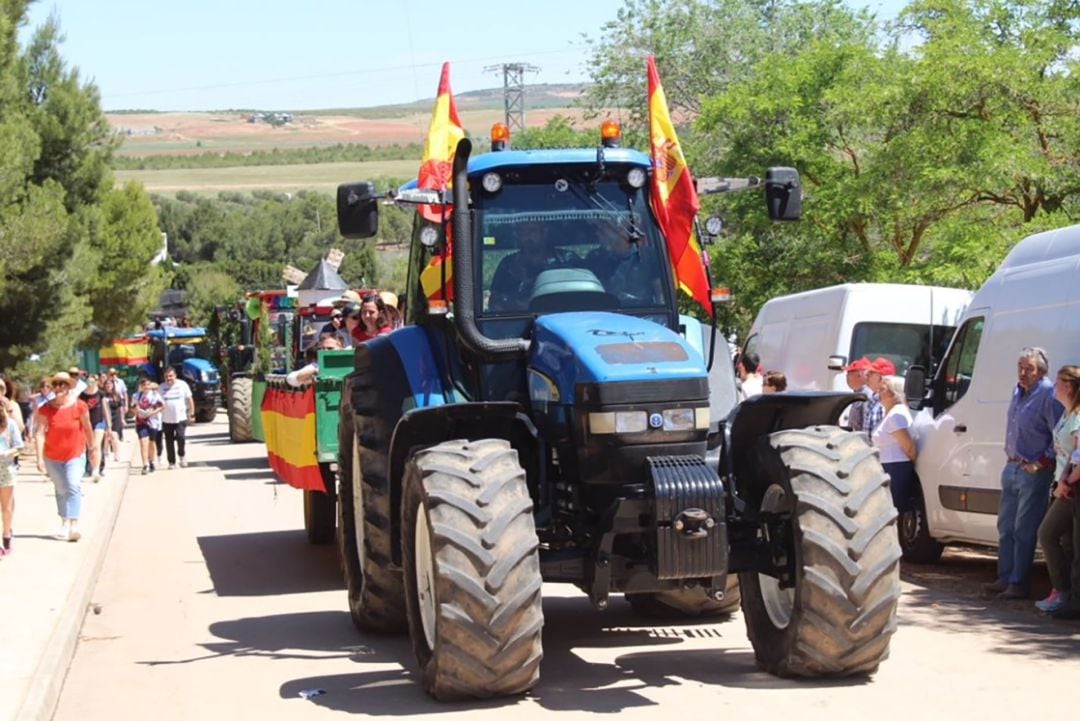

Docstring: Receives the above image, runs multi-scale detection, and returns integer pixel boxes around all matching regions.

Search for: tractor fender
[722,392,863,509]
[387,402,538,564]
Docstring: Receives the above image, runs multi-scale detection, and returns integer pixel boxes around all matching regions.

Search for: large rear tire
[402,439,544,700]
[626,576,741,619]
[337,369,407,633]
[227,377,253,442]
[741,425,901,677]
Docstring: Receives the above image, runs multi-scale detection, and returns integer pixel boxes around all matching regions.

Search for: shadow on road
[196,530,342,597]
[140,591,868,712]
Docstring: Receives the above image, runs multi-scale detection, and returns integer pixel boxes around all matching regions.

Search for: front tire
[741,426,901,677]
[402,439,544,700]
[626,576,741,619]
[195,406,217,423]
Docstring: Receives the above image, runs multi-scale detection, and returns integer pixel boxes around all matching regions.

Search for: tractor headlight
[200,370,210,382]
[662,408,695,431]
[589,411,648,435]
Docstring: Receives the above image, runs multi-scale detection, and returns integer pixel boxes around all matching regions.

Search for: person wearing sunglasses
[34,372,97,542]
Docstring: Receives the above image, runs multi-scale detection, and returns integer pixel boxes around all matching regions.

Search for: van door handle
[954,424,967,433]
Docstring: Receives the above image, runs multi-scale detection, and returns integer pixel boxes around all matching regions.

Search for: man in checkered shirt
[863,357,897,438]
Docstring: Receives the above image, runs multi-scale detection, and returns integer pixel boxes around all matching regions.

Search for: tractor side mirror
[764,167,801,221]
[337,182,380,239]
[905,365,927,410]
[827,354,847,371]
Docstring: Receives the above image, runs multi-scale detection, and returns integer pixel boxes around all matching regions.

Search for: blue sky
[24,0,908,112]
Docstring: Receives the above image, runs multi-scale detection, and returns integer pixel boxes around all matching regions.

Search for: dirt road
[54,419,1077,721]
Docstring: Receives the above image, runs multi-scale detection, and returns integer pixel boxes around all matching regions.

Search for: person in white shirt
[738,352,764,400]
[286,336,344,388]
[159,367,194,469]
[871,375,917,515]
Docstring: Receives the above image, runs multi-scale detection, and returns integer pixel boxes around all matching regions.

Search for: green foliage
[181,268,241,327]
[515,116,596,149]
[0,5,160,372]
[151,190,389,292]
[114,142,424,170]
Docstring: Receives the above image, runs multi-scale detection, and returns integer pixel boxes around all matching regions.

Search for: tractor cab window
[476,181,670,317]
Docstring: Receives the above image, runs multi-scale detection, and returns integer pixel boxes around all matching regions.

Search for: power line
[104,45,586,101]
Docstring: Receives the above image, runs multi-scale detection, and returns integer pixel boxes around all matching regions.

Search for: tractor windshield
[166,337,214,365]
[476,178,672,316]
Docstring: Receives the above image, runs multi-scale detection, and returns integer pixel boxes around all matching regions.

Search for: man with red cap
[843,357,873,433]
[863,357,897,437]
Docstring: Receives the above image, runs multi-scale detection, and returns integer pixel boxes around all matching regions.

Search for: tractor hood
[181,357,219,385]
[529,312,706,403]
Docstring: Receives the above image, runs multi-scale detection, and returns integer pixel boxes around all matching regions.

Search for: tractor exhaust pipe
[451,138,529,361]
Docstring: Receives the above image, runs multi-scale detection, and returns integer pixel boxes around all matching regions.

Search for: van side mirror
[336,182,380,239]
[827,354,846,371]
[765,167,801,221]
[905,365,927,410]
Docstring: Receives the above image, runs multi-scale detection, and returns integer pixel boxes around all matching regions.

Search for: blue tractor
[334,132,901,700]
[145,327,221,423]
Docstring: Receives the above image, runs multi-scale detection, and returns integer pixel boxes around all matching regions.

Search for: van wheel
[899,486,944,563]
[626,576,741,618]
[741,426,901,677]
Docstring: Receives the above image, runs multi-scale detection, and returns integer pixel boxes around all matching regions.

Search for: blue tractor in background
[334,131,901,700]
[145,327,221,423]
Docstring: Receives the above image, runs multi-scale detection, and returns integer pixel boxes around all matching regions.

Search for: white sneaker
[54,523,70,541]
[179,458,188,468]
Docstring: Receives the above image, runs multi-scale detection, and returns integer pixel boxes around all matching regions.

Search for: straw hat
[379,291,398,309]
[331,290,362,307]
[50,371,74,388]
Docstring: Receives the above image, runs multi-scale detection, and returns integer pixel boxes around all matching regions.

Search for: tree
[0,5,163,372]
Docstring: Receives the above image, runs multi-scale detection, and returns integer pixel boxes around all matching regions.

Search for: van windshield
[849,322,955,375]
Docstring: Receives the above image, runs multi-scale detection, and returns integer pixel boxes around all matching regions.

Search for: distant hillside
[107,84,587,118]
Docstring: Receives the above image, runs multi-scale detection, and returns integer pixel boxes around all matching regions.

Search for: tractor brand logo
[649,412,664,429]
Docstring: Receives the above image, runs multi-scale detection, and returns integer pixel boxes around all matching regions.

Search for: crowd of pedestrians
[0,363,205,556]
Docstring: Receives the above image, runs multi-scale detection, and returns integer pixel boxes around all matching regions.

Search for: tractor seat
[529,268,618,313]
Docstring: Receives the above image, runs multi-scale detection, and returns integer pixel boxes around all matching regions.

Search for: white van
[744,283,973,390]
[907,224,1080,561]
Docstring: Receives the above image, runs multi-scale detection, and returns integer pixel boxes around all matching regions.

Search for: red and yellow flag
[261,384,325,492]
[647,56,711,317]
[417,62,464,300]
[418,62,465,224]
[100,337,150,367]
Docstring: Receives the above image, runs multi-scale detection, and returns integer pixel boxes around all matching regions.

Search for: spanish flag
[417,62,464,301]
[261,383,325,491]
[647,56,711,317]
[100,337,150,367]
[418,62,465,224]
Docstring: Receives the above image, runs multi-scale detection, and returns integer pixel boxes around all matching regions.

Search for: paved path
[5,414,1078,720]
[36,416,1080,721]
[1,431,134,721]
